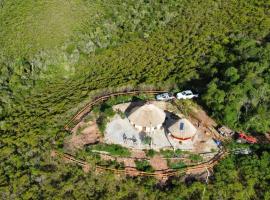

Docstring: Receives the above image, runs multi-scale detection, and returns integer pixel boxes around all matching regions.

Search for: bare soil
[131,149,146,159]
[66,121,100,151]
[125,168,140,177]
[100,154,115,161]
[83,164,91,173]
[117,158,136,168]
[189,105,217,127]
[149,155,168,170]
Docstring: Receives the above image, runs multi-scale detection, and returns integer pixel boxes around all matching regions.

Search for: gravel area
[105,101,218,153]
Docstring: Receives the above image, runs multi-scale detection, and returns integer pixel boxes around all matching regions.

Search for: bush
[135,160,154,172]
[116,109,126,119]
[100,103,115,117]
[188,154,203,162]
[91,144,131,157]
[168,160,186,169]
[97,159,125,169]
[160,149,183,158]
[142,135,152,145]
[145,149,156,158]
[96,116,107,135]
[160,149,174,158]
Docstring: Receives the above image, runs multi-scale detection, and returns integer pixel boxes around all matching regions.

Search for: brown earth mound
[149,155,168,171]
[65,121,100,151]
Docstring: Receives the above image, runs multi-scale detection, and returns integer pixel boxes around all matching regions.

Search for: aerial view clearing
[1,0,270,199]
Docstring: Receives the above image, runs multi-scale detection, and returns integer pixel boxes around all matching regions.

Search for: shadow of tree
[124,96,146,116]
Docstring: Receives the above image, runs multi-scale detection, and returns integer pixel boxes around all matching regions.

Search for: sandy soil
[189,105,217,127]
[131,149,146,159]
[100,154,115,161]
[149,155,168,170]
[117,158,136,168]
[125,168,140,177]
[66,121,100,150]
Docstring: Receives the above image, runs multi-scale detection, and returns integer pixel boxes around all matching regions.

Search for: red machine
[237,132,257,144]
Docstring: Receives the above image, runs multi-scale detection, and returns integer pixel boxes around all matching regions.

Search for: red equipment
[238,133,257,144]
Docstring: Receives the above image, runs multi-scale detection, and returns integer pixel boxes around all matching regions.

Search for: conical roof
[128,104,166,127]
[168,118,197,139]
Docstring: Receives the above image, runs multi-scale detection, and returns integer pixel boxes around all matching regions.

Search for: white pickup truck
[156,93,175,101]
[176,90,198,100]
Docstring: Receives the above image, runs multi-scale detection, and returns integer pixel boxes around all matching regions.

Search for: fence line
[64,89,167,131]
[54,149,227,178]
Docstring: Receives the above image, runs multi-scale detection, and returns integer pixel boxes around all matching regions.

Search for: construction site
[57,90,229,180]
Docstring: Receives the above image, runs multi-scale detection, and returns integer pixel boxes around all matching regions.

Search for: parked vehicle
[218,126,235,137]
[156,93,175,101]
[236,132,257,144]
[233,148,252,155]
[176,90,198,100]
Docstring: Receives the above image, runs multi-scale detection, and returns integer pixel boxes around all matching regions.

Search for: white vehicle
[156,93,175,101]
[233,148,252,155]
[176,90,198,100]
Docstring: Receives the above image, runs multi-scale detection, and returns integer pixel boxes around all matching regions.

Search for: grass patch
[188,154,203,162]
[168,160,186,169]
[94,102,116,134]
[105,94,155,107]
[135,160,154,173]
[91,144,131,157]
[97,159,125,170]
[145,149,157,158]
[141,135,152,145]
[0,0,98,56]
[160,149,183,158]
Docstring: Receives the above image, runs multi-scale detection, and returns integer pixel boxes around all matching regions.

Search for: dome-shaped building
[168,118,197,140]
[128,104,166,133]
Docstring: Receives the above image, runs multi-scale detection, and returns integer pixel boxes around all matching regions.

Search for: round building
[168,118,197,140]
[128,104,166,133]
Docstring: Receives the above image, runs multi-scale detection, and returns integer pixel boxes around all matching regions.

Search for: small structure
[218,126,234,137]
[128,104,166,133]
[169,118,197,140]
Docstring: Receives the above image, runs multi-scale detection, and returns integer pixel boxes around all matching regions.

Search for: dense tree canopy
[1,0,270,199]
[203,39,270,133]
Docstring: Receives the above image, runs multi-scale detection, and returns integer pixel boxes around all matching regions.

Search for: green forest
[1,0,270,199]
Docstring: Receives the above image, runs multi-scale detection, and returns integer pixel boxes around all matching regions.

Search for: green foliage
[135,160,154,173]
[1,0,270,198]
[141,135,152,145]
[145,149,157,158]
[91,144,131,157]
[99,103,115,117]
[160,149,183,158]
[202,39,270,133]
[160,149,175,158]
[168,161,186,169]
[97,160,125,170]
[94,102,115,134]
[188,154,203,162]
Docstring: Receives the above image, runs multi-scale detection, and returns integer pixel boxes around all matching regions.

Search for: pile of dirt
[131,149,146,159]
[190,105,217,127]
[65,121,100,151]
[117,158,136,168]
[149,155,168,171]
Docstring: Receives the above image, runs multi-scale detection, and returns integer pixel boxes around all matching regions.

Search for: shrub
[142,136,152,145]
[160,149,175,158]
[145,149,156,158]
[168,161,186,169]
[135,160,154,172]
[92,144,131,157]
[188,154,203,162]
[97,159,125,169]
